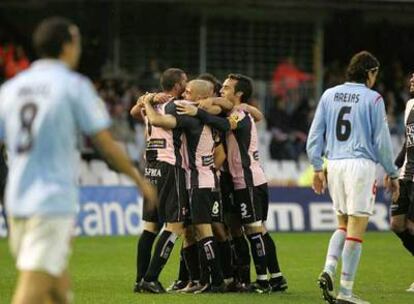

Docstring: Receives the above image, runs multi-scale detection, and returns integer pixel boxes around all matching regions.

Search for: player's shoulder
[229,107,247,124]
[65,70,93,88]
[174,99,192,105]
[0,67,32,91]
[364,88,384,105]
[0,76,15,93]
[406,98,414,109]
[165,98,180,111]
[320,84,343,100]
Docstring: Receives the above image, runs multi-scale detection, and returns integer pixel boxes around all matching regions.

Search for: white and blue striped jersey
[306,82,398,178]
[0,60,111,217]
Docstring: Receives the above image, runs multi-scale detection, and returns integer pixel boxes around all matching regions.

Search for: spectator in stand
[267,97,309,161]
[4,45,30,79]
[109,103,136,143]
[138,57,162,92]
[271,57,313,102]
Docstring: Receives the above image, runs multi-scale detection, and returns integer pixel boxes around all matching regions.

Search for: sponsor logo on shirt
[202,155,214,166]
[146,138,166,149]
[253,150,259,161]
[406,123,414,148]
[145,167,162,177]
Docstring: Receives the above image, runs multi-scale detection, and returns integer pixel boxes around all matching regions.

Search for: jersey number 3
[17,102,38,153]
[336,106,351,141]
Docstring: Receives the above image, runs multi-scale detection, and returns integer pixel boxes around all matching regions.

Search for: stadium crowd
[0,37,408,167]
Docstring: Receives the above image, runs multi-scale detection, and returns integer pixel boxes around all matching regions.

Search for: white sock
[323,228,346,276]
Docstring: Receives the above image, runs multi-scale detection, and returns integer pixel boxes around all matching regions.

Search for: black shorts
[220,171,239,215]
[391,179,414,221]
[142,161,189,223]
[233,183,269,224]
[188,188,221,224]
[211,189,224,223]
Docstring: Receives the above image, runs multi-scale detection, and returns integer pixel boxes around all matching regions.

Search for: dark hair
[33,17,75,58]
[228,73,253,103]
[160,68,185,91]
[346,51,380,83]
[198,73,222,96]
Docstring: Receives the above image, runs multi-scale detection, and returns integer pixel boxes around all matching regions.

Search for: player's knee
[165,222,184,235]
[182,226,198,247]
[143,221,160,234]
[390,218,406,233]
[212,223,228,241]
[244,221,263,235]
[229,223,243,237]
[194,224,213,239]
[406,220,414,235]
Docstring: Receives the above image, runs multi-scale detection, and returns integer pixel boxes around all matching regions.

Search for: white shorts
[9,216,75,277]
[327,158,377,216]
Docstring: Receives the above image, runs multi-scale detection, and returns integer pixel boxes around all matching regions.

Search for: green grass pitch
[0,232,412,303]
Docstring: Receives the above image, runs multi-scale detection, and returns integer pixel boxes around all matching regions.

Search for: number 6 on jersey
[336,106,351,141]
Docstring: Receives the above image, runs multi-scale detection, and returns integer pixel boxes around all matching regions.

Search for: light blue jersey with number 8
[0,60,111,217]
[306,82,398,178]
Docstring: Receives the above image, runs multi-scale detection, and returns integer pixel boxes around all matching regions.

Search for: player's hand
[153,93,172,104]
[233,104,248,112]
[386,177,400,203]
[227,116,238,130]
[383,174,391,189]
[312,171,326,195]
[142,93,156,104]
[195,98,213,110]
[135,94,147,107]
[139,179,158,211]
[176,102,198,116]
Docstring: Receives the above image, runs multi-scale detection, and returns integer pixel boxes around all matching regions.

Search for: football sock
[198,237,224,286]
[395,229,414,255]
[323,227,347,275]
[144,230,178,282]
[136,230,157,283]
[217,240,234,280]
[178,246,189,282]
[233,235,251,284]
[247,233,267,280]
[183,243,200,281]
[263,232,282,276]
[339,237,362,297]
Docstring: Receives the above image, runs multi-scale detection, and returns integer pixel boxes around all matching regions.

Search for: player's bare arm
[91,129,157,207]
[143,94,177,129]
[176,102,237,130]
[213,143,226,169]
[130,96,146,119]
[152,92,173,104]
[197,97,233,114]
[234,103,264,122]
[131,92,172,119]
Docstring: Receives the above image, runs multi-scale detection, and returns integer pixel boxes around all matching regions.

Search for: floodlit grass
[0,232,412,303]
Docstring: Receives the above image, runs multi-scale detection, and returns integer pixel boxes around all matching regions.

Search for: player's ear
[235,91,243,99]
[173,82,180,92]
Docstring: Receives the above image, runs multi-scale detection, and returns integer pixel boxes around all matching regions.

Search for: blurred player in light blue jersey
[307,51,399,304]
[0,17,157,304]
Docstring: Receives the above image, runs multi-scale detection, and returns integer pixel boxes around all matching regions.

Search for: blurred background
[0,0,412,187]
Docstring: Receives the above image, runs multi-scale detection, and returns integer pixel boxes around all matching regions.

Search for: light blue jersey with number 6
[0,60,111,217]
[306,82,398,178]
